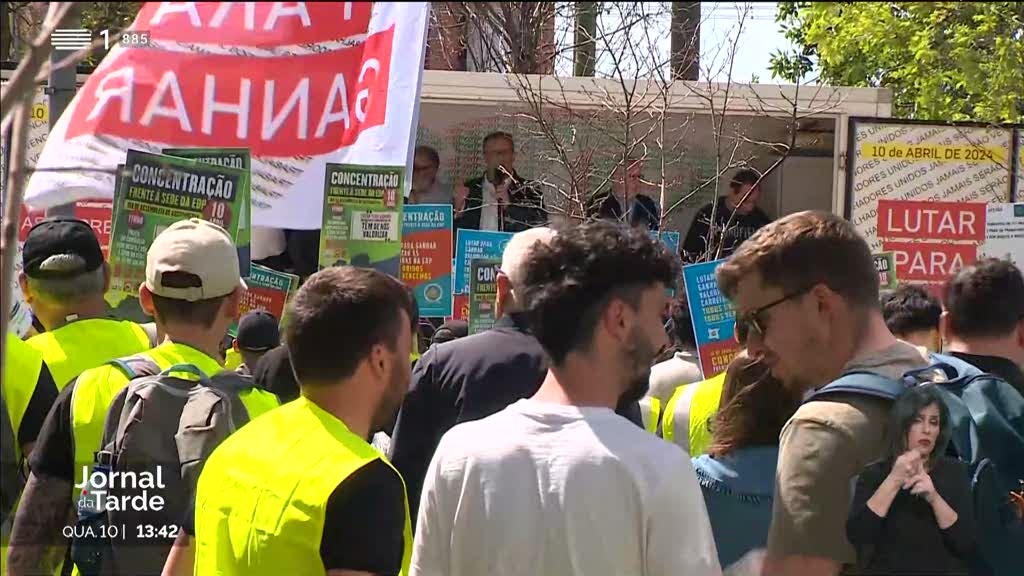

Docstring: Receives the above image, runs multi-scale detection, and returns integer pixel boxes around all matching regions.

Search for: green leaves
[776,1,1023,123]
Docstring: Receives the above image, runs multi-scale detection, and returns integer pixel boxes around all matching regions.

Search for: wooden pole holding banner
[1,1,88,381]
[1,97,31,378]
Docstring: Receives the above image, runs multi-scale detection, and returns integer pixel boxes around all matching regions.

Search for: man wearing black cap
[20,218,154,389]
[9,219,279,576]
[681,167,773,263]
[233,310,281,376]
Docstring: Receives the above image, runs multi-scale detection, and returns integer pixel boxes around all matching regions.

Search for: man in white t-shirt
[410,221,721,576]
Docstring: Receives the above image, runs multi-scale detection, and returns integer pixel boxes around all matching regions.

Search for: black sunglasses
[734,286,813,344]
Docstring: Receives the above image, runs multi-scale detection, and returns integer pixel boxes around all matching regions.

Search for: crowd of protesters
[2,139,1023,576]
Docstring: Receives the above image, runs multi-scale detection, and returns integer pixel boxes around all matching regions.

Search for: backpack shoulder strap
[928,352,983,378]
[810,370,908,402]
[106,355,161,381]
[207,370,259,393]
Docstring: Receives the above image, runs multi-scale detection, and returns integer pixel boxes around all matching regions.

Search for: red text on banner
[137,2,373,46]
[877,200,986,242]
[881,241,978,284]
[65,26,394,157]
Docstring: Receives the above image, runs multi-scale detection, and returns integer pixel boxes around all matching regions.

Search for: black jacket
[454,172,546,232]
[681,197,771,263]
[388,312,644,521]
[847,457,975,575]
[593,192,660,231]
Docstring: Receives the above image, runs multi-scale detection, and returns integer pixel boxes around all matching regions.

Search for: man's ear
[601,298,631,343]
[367,343,389,381]
[225,287,244,321]
[139,284,157,316]
[1015,317,1024,350]
[232,339,240,352]
[496,273,513,307]
[18,272,32,304]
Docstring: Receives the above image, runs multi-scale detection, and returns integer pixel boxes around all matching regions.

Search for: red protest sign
[19,200,113,257]
[877,200,986,242]
[137,2,373,46]
[449,293,470,323]
[65,26,393,157]
[882,240,978,284]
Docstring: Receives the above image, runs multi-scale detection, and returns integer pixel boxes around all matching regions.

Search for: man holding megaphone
[454,131,546,233]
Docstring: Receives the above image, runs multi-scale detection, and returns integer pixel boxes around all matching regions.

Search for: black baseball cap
[236,310,280,352]
[22,218,104,278]
[431,320,469,346]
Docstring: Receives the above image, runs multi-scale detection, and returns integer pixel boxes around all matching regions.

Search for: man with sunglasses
[715,210,931,576]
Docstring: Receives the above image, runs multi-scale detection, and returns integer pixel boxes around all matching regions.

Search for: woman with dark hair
[691,352,801,567]
[847,384,975,575]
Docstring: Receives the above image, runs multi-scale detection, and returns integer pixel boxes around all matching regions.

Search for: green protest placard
[469,258,501,334]
[163,147,251,277]
[228,263,299,338]
[107,150,247,306]
[319,164,404,278]
[873,251,898,289]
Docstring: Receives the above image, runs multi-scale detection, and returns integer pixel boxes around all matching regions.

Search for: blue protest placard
[402,204,454,317]
[682,258,742,379]
[454,229,513,294]
[653,230,680,255]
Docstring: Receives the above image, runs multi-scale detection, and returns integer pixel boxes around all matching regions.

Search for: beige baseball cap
[145,218,245,301]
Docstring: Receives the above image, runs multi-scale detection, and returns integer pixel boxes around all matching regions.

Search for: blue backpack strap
[106,355,161,381]
[809,370,909,402]
[928,352,983,378]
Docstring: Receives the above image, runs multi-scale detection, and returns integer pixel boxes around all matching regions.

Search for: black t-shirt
[253,345,300,403]
[948,351,1024,397]
[27,380,77,482]
[847,457,975,575]
[18,363,59,448]
[681,197,772,263]
[183,459,405,574]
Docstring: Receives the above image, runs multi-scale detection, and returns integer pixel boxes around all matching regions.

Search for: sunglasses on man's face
[734,287,812,345]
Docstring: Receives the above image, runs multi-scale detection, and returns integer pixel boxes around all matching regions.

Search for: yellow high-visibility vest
[3,333,44,461]
[193,397,413,576]
[28,318,150,388]
[658,372,726,455]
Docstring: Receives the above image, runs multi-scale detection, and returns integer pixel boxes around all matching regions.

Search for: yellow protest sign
[860,143,1006,164]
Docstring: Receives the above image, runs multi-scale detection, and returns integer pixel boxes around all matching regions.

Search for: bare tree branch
[0,2,79,123]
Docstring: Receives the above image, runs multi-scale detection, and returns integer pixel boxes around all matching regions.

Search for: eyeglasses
[734,286,812,344]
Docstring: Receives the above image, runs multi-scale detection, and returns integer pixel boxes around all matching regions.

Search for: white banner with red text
[24,1,429,230]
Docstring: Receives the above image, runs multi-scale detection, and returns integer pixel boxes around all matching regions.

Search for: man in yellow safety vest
[20,218,153,388]
[165,266,417,576]
[7,219,278,576]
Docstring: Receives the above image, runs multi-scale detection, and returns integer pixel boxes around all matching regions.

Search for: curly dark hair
[519,221,680,365]
[880,284,941,337]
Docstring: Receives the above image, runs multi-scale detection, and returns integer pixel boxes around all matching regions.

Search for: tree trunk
[1,3,10,61]
[426,2,468,71]
[574,1,597,77]
[671,1,700,81]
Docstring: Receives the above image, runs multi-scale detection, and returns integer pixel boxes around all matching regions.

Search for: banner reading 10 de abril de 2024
[22,2,430,233]
[847,120,1023,290]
